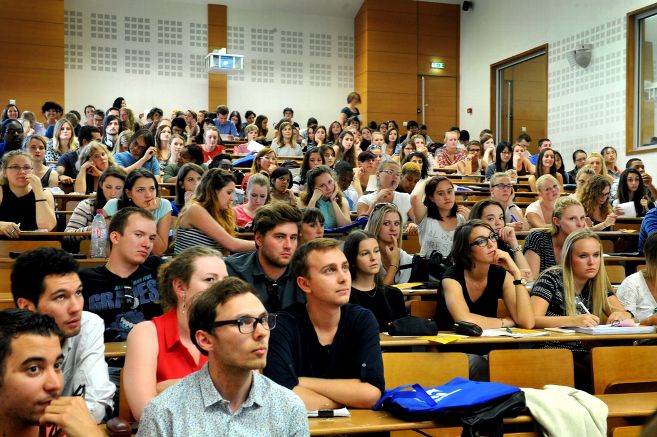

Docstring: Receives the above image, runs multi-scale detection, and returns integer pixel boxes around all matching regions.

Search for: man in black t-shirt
[264,238,384,410]
[79,207,162,342]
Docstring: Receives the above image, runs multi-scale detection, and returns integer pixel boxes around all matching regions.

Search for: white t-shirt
[417,213,465,256]
[525,200,546,224]
[616,271,657,322]
[382,249,413,284]
[357,191,412,225]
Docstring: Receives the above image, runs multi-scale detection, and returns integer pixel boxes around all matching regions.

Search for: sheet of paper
[246,140,264,153]
[616,201,637,218]
[393,282,427,290]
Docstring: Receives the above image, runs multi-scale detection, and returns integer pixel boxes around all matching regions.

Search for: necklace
[364,287,377,298]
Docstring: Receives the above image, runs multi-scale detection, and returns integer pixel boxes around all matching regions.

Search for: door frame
[490,44,548,144]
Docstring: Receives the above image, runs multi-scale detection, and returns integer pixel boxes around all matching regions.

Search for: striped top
[174,227,223,254]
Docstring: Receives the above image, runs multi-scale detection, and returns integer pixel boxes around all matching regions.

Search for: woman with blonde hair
[175,168,256,254]
[115,129,133,154]
[525,174,561,228]
[124,246,227,420]
[531,228,632,389]
[234,173,269,228]
[22,135,58,188]
[120,107,138,131]
[45,118,78,162]
[586,152,613,183]
[523,196,587,278]
[241,147,277,191]
[580,174,619,231]
[569,165,596,200]
[364,203,413,285]
[74,141,116,194]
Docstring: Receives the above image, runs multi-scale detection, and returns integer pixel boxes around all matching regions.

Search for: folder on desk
[574,325,656,335]
[482,328,550,338]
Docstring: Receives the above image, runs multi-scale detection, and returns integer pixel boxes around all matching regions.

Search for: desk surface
[105,341,127,358]
[309,392,657,435]
[380,330,657,347]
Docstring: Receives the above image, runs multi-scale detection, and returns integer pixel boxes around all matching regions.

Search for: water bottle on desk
[90,210,107,258]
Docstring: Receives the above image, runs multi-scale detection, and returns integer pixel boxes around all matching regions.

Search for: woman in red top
[123,246,228,420]
[200,125,224,163]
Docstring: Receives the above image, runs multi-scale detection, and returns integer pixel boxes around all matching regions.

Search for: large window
[628,4,657,153]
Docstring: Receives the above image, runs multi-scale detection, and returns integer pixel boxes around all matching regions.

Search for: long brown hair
[184,168,237,235]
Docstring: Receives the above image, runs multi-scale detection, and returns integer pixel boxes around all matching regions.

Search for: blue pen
[510,214,518,223]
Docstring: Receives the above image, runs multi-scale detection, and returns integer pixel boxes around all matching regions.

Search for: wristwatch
[513,278,527,286]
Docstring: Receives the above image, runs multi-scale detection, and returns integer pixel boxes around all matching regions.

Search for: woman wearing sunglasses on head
[124,247,227,420]
[435,220,534,379]
[364,203,413,285]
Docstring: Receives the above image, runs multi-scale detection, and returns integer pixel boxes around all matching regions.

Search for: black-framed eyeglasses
[492,183,513,190]
[206,314,277,334]
[47,385,85,436]
[470,233,498,247]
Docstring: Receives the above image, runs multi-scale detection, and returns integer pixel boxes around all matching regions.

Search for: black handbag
[399,250,453,283]
[388,316,438,336]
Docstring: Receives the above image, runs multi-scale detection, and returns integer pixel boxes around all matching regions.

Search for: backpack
[374,378,526,437]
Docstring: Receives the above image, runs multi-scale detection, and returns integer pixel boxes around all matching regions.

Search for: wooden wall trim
[207,4,227,111]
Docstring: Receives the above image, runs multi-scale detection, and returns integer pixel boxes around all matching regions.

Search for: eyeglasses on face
[380,169,401,177]
[492,183,513,190]
[6,165,33,172]
[470,233,498,247]
[207,313,277,334]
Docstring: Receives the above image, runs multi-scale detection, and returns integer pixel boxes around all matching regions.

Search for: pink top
[234,204,254,227]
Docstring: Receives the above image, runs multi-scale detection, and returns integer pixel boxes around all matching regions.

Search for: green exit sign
[431,62,445,69]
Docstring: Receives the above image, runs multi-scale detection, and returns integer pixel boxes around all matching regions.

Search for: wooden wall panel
[355,0,459,133]
[0,0,63,115]
[207,4,227,111]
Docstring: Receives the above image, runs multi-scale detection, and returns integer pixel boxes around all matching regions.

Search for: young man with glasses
[79,207,163,342]
[0,309,104,436]
[11,248,115,423]
[264,238,384,410]
[137,277,308,436]
[489,172,527,230]
[225,202,305,313]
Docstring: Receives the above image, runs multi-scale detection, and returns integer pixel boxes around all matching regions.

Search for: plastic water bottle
[90,210,107,258]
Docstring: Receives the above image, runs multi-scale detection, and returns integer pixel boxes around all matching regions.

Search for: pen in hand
[577,301,591,315]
